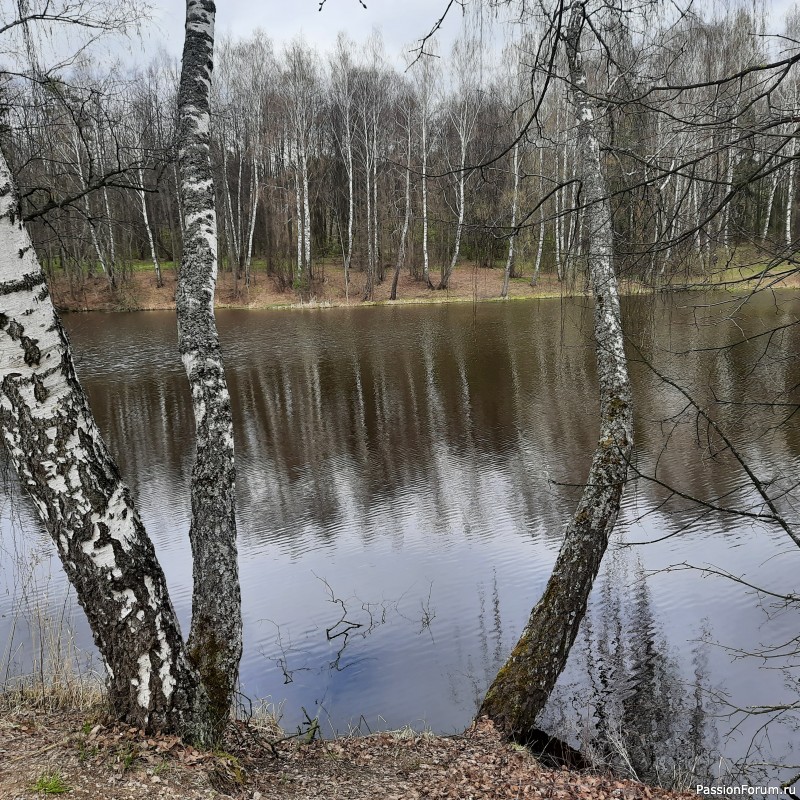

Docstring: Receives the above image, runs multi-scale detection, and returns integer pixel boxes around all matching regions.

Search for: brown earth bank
[47,259,800,314]
[48,263,574,313]
[0,710,697,800]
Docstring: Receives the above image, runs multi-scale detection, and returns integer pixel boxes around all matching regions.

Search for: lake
[1,292,798,776]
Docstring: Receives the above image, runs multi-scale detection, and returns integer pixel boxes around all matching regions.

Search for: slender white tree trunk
[363,117,375,300]
[294,164,303,285]
[763,172,778,240]
[72,130,113,288]
[301,140,312,280]
[531,215,545,287]
[222,149,239,272]
[786,134,796,248]
[502,140,520,298]
[722,136,734,249]
[391,120,413,301]
[372,118,380,282]
[244,157,259,286]
[138,168,162,287]
[94,124,118,275]
[421,114,432,288]
[481,3,633,741]
[440,143,466,290]
[176,0,242,736]
[345,123,354,299]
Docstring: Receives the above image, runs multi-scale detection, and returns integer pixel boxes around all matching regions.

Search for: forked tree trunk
[176,0,242,737]
[0,148,212,742]
[479,1,633,742]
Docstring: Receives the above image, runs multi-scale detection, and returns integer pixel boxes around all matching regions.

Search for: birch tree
[174,0,242,733]
[0,0,240,745]
[330,34,357,299]
[411,52,439,289]
[390,81,415,301]
[480,1,633,741]
[438,36,482,291]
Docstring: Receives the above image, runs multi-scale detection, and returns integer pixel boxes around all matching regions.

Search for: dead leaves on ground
[1,710,696,800]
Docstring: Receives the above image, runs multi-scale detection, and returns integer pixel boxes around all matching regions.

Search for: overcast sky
[143,0,476,64]
[136,0,800,67]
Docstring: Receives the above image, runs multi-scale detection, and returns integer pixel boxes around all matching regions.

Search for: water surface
[1,292,798,768]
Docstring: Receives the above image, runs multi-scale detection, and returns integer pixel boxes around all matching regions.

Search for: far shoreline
[49,259,793,315]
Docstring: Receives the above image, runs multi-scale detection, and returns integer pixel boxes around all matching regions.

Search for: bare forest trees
[8,2,799,304]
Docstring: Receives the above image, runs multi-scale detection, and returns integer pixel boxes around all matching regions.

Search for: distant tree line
[4,0,800,301]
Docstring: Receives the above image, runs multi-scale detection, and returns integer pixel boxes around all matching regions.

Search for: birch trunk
[301,141,312,282]
[480,2,633,742]
[762,172,778,240]
[94,124,118,277]
[294,163,303,286]
[244,158,259,287]
[390,122,412,301]
[373,122,380,283]
[439,150,466,290]
[0,148,212,741]
[363,122,375,301]
[345,124,354,299]
[137,168,163,288]
[531,216,545,287]
[786,134,796,248]
[176,0,242,736]
[72,131,114,289]
[421,115,433,288]
[222,149,239,274]
[501,140,520,298]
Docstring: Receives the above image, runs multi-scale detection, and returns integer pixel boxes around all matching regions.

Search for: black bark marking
[32,374,47,403]
[0,270,45,296]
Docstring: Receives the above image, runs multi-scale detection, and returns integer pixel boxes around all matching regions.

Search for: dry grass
[48,262,581,313]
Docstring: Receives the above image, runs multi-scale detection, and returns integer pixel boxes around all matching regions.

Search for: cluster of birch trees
[6,0,800,302]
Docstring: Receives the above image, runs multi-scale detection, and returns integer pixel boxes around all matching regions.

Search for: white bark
[294,162,303,284]
[481,2,633,741]
[391,112,413,301]
[501,140,520,298]
[0,148,207,739]
[301,141,312,278]
[763,172,778,241]
[176,0,242,736]
[137,167,162,287]
[244,157,259,285]
[786,134,796,248]
[71,129,113,288]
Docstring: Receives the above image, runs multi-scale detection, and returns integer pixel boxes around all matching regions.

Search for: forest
[1,0,799,797]
[6,1,800,302]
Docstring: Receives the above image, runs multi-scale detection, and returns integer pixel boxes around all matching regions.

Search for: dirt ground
[0,710,699,800]
[47,257,800,315]
[46,263,600,313]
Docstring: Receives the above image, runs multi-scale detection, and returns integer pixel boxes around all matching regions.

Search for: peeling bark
[479,2,633,743]
[0,149,210,741]
[176,0,242,737]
